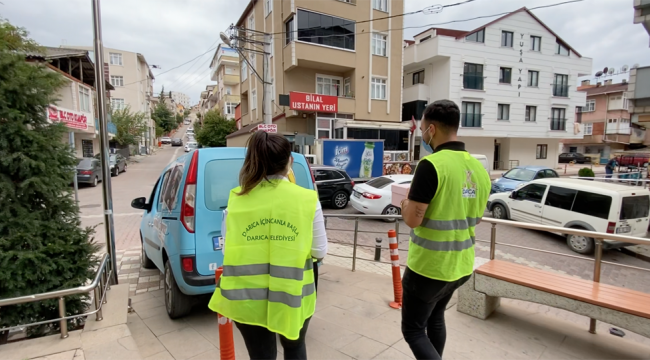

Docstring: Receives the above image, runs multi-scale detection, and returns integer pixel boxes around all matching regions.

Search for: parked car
[184,141,198,153]
[617,154,650,168]
[171,138,183,147]
[95,153,127,176]
[558,153,591,164]
[130,148,317,318]
[491,166,559,194]
[161,137,172,144]
[350,175,413,220]
[311,165,354,209]
[76,158,103,187]
[487,178,650,254]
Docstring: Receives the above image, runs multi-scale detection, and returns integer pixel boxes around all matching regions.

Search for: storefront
[49,105,98,158]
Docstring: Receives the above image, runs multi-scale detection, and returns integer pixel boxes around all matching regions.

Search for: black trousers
[401,267,470,360]
[235,318,311,360]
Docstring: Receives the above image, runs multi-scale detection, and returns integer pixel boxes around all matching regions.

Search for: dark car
[312,165,354,209]
[93,153,127,176]
[171,138,183,147]
[76,158,103,187]
[558,153,591,164]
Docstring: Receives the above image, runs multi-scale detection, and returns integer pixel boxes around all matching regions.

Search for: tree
[111,105,147,146]
[195,109,237,147]
[152,99,175,134]
[0,20,99,342]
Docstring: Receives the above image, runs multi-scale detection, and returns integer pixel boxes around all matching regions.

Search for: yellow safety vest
[208,179,318,340]
[407,151,491,281]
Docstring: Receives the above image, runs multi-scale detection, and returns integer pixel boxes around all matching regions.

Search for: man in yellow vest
[399,100,491,359]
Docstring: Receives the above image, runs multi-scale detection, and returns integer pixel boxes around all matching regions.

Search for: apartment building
[226,0,408,149]
[199,84,218,120]
[209,44,240,120]
[66,46,156,153]
[170,91,191,108]
[634,0,650,45]
[402,7,592,170]
[561,81,647,161]
[27,47,116,158]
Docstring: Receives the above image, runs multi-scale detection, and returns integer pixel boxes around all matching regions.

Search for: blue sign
[322,140,384,179]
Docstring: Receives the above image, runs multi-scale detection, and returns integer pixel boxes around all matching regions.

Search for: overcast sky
[3,0,649,105]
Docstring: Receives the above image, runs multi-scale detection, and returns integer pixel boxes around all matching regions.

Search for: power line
[166,39,220,89]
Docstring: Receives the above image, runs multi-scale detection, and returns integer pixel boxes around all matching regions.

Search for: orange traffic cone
[388,229,402,309]
[215,268,236,360]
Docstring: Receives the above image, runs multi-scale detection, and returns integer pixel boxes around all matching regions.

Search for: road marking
[168,147,181,165]
[81,212,143,219]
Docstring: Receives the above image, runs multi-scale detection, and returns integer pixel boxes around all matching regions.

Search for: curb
[619,247,650,263]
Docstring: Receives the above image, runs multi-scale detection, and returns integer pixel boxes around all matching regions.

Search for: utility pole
[92,0,118,285]
[263,33,272,125]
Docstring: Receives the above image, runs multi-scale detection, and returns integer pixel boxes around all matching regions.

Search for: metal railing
[570,175,649,188]
[0,253,112,339]
[322,213,650,334]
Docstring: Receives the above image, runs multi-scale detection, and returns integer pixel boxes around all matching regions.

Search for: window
[241,60,248,81]
[297,9,355,51]
[316,118,332,139]
[544,186,577,210]
[514,184,547,203]
[285,17,295,45]
[501,31,513,47]
[621,196,650,220]
[461,102,482,127]
[248,14,255,30]
[316,75,342,96]
[204,159,245,211]
[343,77,351,97]
[79,86,91,112]
[412,70,424,85]
[109,52,122,65]
[553,74,569,97]
[372,0,387,11]
[544,169,559,178]
[225,86,232,95]
[372,33,387,56]
[264,0,272,16]
[497,104,510,120]
[499,67,512,84]
[110,75,123,87]
[419,35,431,43]
[527,70,539,87]
[584,123,593,135]
[314,169,344,181]
[572,192,612,220]
[556,42,569,56]
[525,106,537,122]
[111,98,125,111]
[551,107,567,130]
[225,102,236,115]
[536,144,548,159]
[371,77,387,100]
[465,29,485,43]
[530,36,541,51]
[251,89,257,110]
[584,99,595,112]
[250,53,256,71]
[463,63,483,90]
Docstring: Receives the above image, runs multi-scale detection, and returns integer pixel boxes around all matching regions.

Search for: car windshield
[620,196,650,220]
[109,155,117,163]
[366,177,394,189]
[503,168,537,181]
[77,158,94,168]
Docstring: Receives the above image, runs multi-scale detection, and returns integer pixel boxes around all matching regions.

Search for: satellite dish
[608,68,615,75]
[603,67,609,74]
[595,71,603,77]
[632,63,639,69]
[622,65,629,72]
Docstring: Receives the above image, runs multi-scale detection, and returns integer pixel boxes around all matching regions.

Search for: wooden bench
[457,260,650,338]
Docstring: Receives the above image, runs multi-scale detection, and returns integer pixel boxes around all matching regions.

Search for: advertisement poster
[322,140,384,179]
[383,151,413,175]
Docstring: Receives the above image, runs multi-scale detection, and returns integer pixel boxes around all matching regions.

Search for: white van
[471,154,490,174]
[487,178,650,254]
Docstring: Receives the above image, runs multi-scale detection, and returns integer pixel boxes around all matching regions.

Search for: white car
[487,178,650,254]
[184,141,198,152]
[160,137,172,144]
[350,175,413,219]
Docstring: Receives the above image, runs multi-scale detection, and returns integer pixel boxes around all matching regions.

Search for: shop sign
[289,92,337,113]
[257,124,277,133]
[47,105,88,130]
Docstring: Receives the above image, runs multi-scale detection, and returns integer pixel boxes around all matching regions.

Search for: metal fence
[0,253,112,339]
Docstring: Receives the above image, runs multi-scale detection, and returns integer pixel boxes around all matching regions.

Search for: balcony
[550,118,567,131]
[284,41,356,73]
[403,84,429,103]
[552,84,569,97]
[463,74,484,90]
[461,113,482,128]
[223,74,239,85]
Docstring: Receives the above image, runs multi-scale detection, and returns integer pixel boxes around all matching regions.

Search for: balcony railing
[552,84,569,97]
[550,118,567,131]
[463,74,484,90]
[461,113,482,128]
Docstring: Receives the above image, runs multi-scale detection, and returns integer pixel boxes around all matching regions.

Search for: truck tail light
[606,222,616,234]
[181,151,198,233]
[363,192,382,200]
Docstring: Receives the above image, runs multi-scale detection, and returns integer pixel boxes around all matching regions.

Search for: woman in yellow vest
[209,131,328,360]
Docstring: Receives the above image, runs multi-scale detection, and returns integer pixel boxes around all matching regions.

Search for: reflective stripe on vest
[409,229,476,251]
[222,259,314,280]
[216,279,316,308]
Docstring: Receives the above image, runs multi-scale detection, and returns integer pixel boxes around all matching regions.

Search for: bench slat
[476,260,650,319]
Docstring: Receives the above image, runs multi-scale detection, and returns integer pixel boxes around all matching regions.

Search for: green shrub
[578,167,595,177]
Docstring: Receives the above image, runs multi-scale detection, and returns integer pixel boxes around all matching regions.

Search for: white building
[170,91,191,109]
[402,7,592,170]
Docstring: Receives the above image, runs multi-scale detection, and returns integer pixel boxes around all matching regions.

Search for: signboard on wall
[47,105,88,130]
[289,92,338,113]
[257,124,277,133]
[321,139,384,179]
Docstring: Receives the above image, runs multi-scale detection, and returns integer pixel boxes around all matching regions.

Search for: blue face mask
[422,127,433,153]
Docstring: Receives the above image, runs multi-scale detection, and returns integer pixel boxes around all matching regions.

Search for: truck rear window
[620,195,650,220]
[366,177,394,189]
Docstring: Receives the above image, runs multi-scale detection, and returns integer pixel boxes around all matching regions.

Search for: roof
[27,47,114,90]
[583,83,628,96]
[535,178,648,193]
[414,27,468,38]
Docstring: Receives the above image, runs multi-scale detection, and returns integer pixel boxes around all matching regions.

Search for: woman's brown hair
[237,131,292,196]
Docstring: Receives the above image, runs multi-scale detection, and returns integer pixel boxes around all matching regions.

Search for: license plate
[212,236,224,251]
[616,226,631,234]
